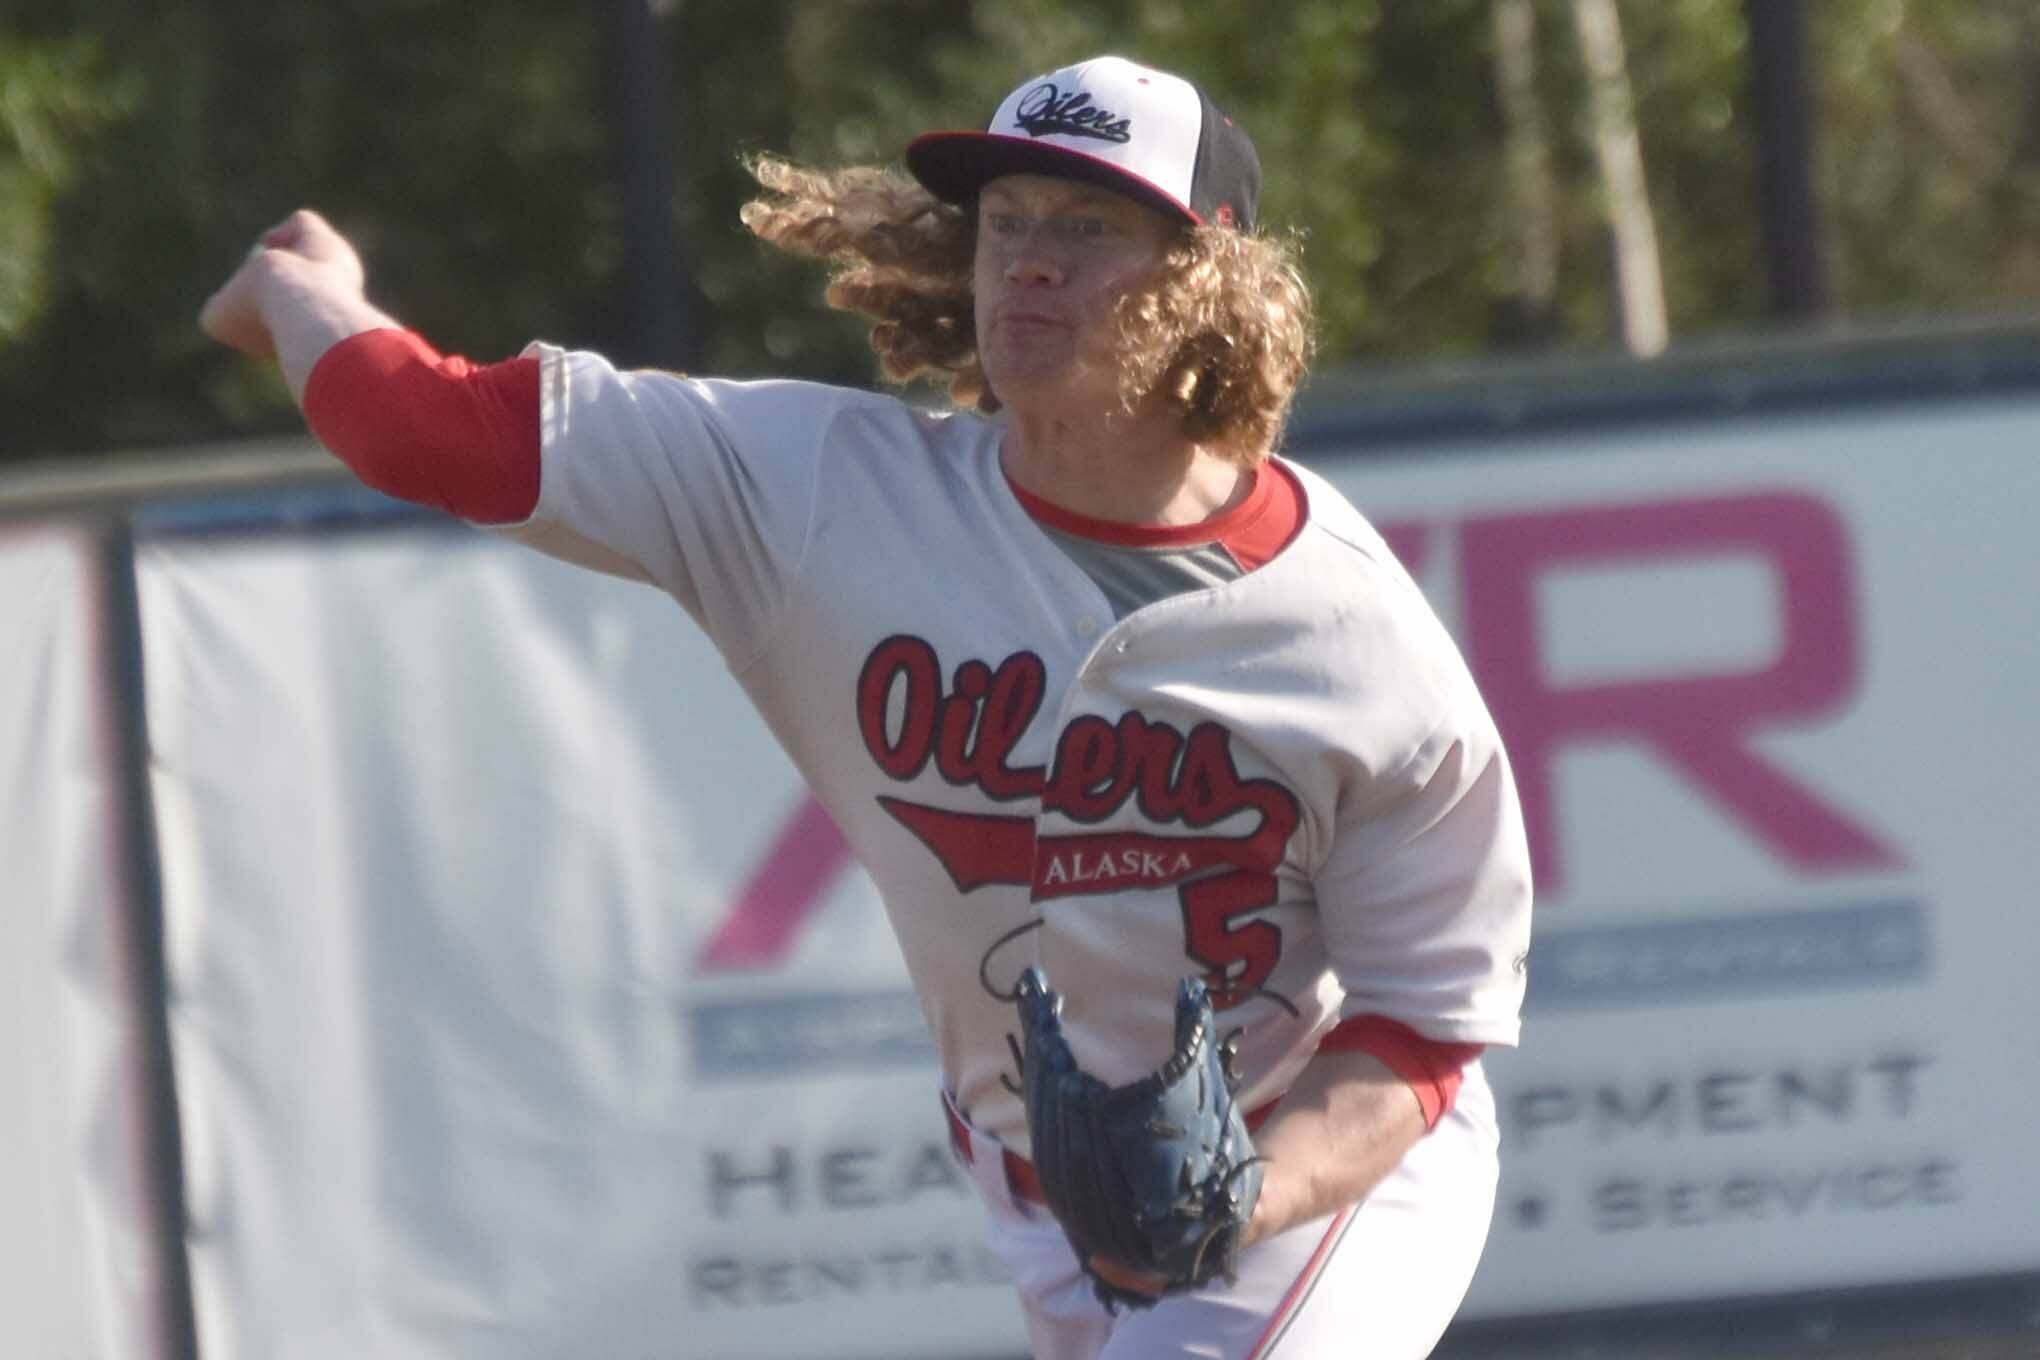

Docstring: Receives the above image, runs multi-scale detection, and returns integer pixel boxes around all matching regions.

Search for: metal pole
[599,0,696,368]
[1744,0,1829,318]
[99,521,202,1360]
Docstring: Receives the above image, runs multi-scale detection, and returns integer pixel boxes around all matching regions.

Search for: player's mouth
[993,308,1070,331]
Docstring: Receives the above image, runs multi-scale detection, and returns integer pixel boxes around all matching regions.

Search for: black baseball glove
[1014,965,1264,1312]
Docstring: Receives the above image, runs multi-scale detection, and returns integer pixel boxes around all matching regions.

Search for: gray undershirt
[1039,527,1246,619]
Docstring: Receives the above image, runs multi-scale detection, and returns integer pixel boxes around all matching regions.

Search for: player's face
[972,174,1178,413]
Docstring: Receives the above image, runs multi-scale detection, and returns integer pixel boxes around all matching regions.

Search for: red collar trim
[1005,464,1275,548]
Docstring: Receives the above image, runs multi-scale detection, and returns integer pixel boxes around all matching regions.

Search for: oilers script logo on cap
[905,54,1263,232]
[1011,82,1134,145]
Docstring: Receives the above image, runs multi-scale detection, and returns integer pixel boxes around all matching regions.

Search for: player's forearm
[249,249,404,403]
[1244,1050,1428,1247]
[298,330,541,523]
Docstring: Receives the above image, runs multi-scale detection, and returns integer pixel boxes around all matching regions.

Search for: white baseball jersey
[499,343,1532,1158]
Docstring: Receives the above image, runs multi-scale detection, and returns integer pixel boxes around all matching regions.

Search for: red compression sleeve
[301,328,541,524]
[1315,1015,1486,1130]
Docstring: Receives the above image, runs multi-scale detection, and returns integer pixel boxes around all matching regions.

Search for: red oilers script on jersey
[857,634,1300,1001]
[856,634,1300,897]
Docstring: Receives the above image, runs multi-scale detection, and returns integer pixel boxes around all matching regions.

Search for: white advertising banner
[135,388,2040,1357]
[1316,394,2040,1316]
[138,526,1022,1360]
[0,528,163,1360]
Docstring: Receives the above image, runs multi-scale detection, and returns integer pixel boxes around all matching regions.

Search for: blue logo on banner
[1524,897,1928,1011]
[691,990,935,1080]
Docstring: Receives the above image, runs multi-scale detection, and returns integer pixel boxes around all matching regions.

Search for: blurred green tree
[0,0,2034,461]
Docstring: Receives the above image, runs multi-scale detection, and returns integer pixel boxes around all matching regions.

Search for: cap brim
[905,131,1202,226]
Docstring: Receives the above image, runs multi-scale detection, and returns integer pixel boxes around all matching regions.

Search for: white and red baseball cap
[906,55,1262,231]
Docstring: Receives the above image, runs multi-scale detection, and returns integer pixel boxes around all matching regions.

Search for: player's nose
[1002,239,1064,288]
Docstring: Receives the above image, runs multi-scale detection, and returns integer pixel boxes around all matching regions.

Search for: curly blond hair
[739,153,1314,465]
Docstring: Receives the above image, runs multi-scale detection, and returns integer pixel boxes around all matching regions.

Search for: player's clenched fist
[197,208,397,402]
[198,209,368,360]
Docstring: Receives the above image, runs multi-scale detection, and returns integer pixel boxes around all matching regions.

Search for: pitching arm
[199,209,541,524]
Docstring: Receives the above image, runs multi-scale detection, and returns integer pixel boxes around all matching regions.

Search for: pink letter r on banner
[1460,491,1899,894]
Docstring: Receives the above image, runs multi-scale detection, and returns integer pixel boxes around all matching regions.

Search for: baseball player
[201,55,1531,1360]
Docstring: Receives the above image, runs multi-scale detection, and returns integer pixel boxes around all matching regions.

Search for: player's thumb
[196,253,277,359]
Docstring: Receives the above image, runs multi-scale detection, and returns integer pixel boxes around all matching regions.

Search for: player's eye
[1055,217,1111,240]
[984,211,1025,235]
